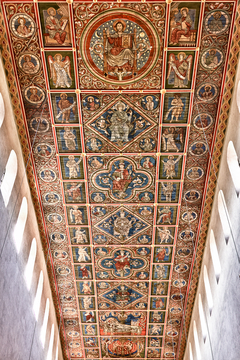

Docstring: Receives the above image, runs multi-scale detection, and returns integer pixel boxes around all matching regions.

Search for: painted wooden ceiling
[0,0,238,359]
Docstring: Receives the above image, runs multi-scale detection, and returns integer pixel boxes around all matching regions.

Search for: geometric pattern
[0,2,238,360]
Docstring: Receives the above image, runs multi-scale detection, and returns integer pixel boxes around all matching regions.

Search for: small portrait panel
[69,227,90,244]
[83,337,98,348]
[152,265,171,280]
[47,213,63,224]
[56,265,71,276]
[139,191,154,202]
[86,137,102,152]
[35,143,53,157]
[82,324,97,335]
[74,265,92,280]
[43,192,60,205]
[56,127,81,153]
[39,168,56,182]
[18,53,40,74]
[179,229,195,243]
[80,311,96,323]
[193,113,213,131]
[72,246,91,263]
[166,51,194,89]
[140,156,156,169]
[163,93,190,123]
[24,86,45,105]
[158,182,180,203]
[38,3,71,46]
[63,182,86,203]
[50,232,66,244]
[141,95,159,111]
[88,156,104,170]
[77,281,94,295]
[78,297,95,310]
[148,337,162,348]
[155,227,175,245]
[174,263,189,273]
[149,325,163,336]
[196,83,218,102]
[149,311,165,323]
[91,192,106,203]
[205,10,231,35]
[30,118,49,133]
[201,48,223,70]
[189,141,208,156]
[184,189,201,203]
[181,210,198,223]
[168,3,200,47]
[159,155,183,180]
[147,348,162,358]
[51,93,78,124]
[137,234,152,244]
[156,206,178,225]
[161,126,186,153]
[154,247,172,263]
[139,137,156,152]
[186,166,204,181]
[60,155,83,180]
[177,247,192,258]
[10,13,35,38]
[151,282,168,296]
[66,206,88,225]
[46,51,75,89]
[53,249,68,260]
[82,95,100,111]
[93,235,107,245]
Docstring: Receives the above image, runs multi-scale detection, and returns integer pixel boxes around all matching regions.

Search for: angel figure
[48,53,72,88]
[167,52,193,88]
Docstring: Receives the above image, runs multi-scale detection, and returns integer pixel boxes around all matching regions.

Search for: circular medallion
[58,280,73,289]
[35,143,53,157]
[30,118,49,133]
[201,48,223,70]
[166,329,178,337]
[177,247,192,257]
[205,10,230,35]
[43,192,60,205]
[10,13,36,38]
[184,190,201,203]
[138,234,151,244]
[67,331,79,338]
[168,318,181,326]
[186,166,204,181]
[171,293,184,302]
[179,230,195,242]
[172,279,186,288]
[65,319,78,326]
[182,210,198,223]
[39,168,56,182]
[86,137,102,152]
[175,263,189,273]
[94,235,107,244]
[48,213,63,224]
[80,9,160,86]
[24,86,45,104]
[189,141,208,156]
[170,306,182,314]
[88,156,104,169]
[69,341,81,348]
[91,192,106,202]
[63,307,76,315]
[193,113,213,131]
[141,95,159,111]
[57,266,71,276]
[50,232,66,244]
[196,83,218,102]
[18,53,40,74]
[164,352,176,358]
[54,250,68,260]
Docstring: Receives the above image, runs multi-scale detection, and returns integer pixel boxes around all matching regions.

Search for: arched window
[210,230,221,283]
[0,93,5,128]
[13,197,28,253]
[218,190,231,243]
[193,321,201,360]
[198,294,207,343]
[1,150,17,207]
[24,238,37,290]
[237,80,240,113]
[40,298,49,347]
[204,266,213,315]
[33,271,43,321]
[189,342,193,360]
[227,141,240,196]
[46,324,55,360]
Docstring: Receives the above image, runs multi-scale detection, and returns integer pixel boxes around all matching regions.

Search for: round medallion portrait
[80,9,160,86]
[184,189,201,203]
[179,229,195,242]
[69,341,81,348]
[172,278,186,288]
[24,85,45,104]
[43,192,60,205]
[30,118,49,133]
[18,53,40,74]
[10,13,35,38]
[50,232,66,244]
[196,83,218,102]
[205,10,230,35]
[193,113,213,131]
[201,48,223,70]
[189,141,208,156]
[34,143,53,157]
[39,168,56,182]
[186,166,204,181]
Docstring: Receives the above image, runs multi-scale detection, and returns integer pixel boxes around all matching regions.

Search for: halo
[113,101,126,110]
[17,17,26,24]
[54,53,63,61]
[146,96,153,101]
[180,7,189,14]
[112,19,127,32]
[204,85,211,90]
[47,7,56,16]
[60,93,68,98]
[177,52,186,60]
[24,55,31,61]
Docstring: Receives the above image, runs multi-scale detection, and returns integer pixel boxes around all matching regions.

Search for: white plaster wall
[183,56,240,359]
[0,57,64,360]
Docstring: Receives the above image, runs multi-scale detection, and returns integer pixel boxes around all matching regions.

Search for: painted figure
[167,52,193,88]
[108,102,132,143]
[57,94,76,123]
[22,55,38,73]
[45,7,67,45]
[165,94,184,122]
[73,228,88,244]
[17,17,32,37]
[66,155,81,179]
[63,127,76,150]
[66,183,82,201]
[29,88,43,102]
[170,7,193,45]
[157,227,174,244]
[104,20,136,79]
[48,54,72,88]
[77,247,90,262]
[161,182,174,202]
[145,96,155,111]
[70,206,83,224]
[161,155,181,179]
[162,127,184,152]
[157,207,172,224]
